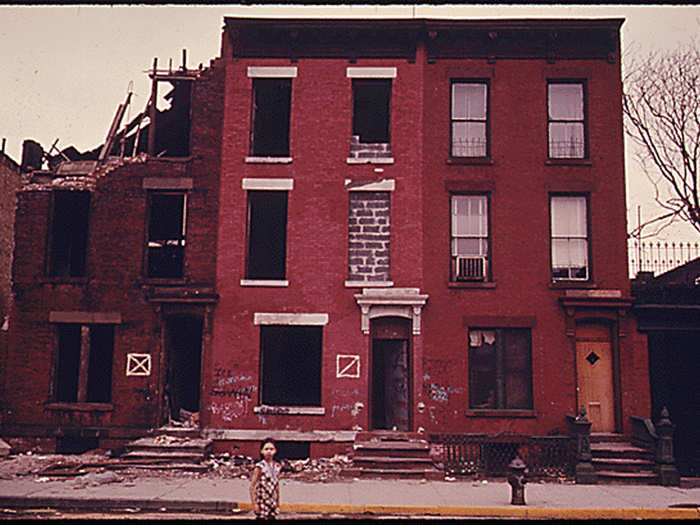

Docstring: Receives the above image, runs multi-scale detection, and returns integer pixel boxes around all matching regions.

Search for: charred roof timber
[223,17,623,63]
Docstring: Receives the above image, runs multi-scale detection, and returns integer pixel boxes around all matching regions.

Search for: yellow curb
[234,502,699,519]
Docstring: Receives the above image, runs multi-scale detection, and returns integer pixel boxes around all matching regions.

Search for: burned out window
[469,328,532,410]
[251,78,292,157]
[55,324,114,403]
[246,191,287,280]
[147,192,186,279]
[352,79,391,144]
[48,191,90,278]
[260,325,322,406]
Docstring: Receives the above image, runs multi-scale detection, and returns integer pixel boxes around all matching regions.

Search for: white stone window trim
[254,313,329,326]
[347,67,397,79]
[346,157,395,165]
[344,179,396,192]
[253,406,325,416]
[245,157,293,164]
[345,281,394,288]
[240,280,290,287]
[242,178,294,191]
[247,66,298,78]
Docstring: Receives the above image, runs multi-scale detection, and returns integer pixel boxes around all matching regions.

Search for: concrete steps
[110,431,213,472]
[344,431,443,480]
[590,434,658,485]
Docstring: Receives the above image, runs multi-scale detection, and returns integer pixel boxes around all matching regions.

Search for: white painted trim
[346,157,395,165]
[253,406,325,416]
[242,178,294,191]
[247,66,298,78]
[346,67,397,78]
[240,280,290,287]
[254,313,329,326]
[344,179,396,192]
[245,157,293,164]
[345,281,394,288]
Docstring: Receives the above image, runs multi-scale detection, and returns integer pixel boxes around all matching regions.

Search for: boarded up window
[246,191,287,280]
[147,192,186,278]
[468,328,532,410]
[55,324,114,403]
[260,325,322,406]
[251,78,292,157]
[48,191,90,278]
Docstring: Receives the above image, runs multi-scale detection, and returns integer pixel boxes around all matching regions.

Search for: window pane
[452,122,487,157]
[452,83,487,120]
[549,122,584,158]
[551,197,587,237]
[452,195,487,236]
[504,329,532,409]
[548,83,583,120]
[552,239,588,279]
[469,330,497,409]
[452,237,488,256]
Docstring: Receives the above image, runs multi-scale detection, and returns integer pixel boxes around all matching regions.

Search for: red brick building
[2,18,650,457]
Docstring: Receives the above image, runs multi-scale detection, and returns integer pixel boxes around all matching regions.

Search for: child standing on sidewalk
[249,438,281,520]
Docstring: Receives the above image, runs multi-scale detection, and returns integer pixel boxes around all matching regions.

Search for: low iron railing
[429,432,576,480]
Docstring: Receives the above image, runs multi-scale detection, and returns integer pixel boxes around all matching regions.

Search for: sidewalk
[1,475,699,519]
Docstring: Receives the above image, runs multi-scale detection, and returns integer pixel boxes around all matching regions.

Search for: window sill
[545,158,592,166]
[448,281,496,289]
[254,406,325,416]
[240,279,289,287]
[345,280,394,288]
[346,157,394,165]
[142,278,187,285]
[46,403,114,412]
[465,409,536,418]
[446,158,493,166]
[40,277,88,285]
[549,280,595,289]
[245,157,293,164]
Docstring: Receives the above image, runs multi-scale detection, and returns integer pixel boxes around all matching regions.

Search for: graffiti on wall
[336,354,360,378]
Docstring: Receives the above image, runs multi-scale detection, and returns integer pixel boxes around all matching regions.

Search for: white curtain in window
[548,84,583,120]
[551,197,586,237]
[452,83,486,120]
[452,195,488,256]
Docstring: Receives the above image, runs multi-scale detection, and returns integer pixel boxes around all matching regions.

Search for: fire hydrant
[507,456,528,505]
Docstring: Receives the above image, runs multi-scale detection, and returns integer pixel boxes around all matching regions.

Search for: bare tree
[623,40,699,237]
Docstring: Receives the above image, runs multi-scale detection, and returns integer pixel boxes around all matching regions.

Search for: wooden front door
[575,323,615,432]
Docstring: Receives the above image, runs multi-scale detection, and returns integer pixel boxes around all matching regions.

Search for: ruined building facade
[3,18,651,456]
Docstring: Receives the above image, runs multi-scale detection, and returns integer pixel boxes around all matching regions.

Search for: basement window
[147,192,186,279]
[350,79,392,159]
[55,324,114,403]
[48,191,90,278]
[246,191,288,281]
[260,325,322,407]
[250,78,292,157]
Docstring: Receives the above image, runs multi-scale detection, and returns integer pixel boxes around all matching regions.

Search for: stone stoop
[590,433,658,485]
[343,431,444,480]
[110,428,213,472]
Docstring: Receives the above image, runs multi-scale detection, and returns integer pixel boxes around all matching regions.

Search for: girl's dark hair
[260,437,276,449]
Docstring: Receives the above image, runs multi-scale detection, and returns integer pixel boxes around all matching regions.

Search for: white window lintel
[247,66,298,78]
[347,67,397,79]
[254,313,329,326]
[242,178,294,191]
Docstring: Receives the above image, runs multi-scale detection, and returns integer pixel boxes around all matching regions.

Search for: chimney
[20,139,44,172]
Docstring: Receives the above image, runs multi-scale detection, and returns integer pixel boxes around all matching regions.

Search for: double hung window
[548,81,586,159]
[451,81,488,158]
[451,195,489,281]
[550,195,589,280]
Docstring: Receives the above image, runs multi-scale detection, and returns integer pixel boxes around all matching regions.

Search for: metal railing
[628,239,699,277]
[430,433,576,480]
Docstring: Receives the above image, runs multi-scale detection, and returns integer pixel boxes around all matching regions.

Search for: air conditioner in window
[455,256,487,281]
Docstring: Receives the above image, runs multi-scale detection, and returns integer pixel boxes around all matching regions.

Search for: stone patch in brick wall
[348,192,390,282]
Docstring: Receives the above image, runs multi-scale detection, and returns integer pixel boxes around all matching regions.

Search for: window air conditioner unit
[455,256,487,281]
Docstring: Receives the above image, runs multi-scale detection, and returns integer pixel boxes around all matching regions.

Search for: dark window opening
[56,436,99,455]
[48,190,90,278]
[246,191,287,280]
[55,324,114,403]
[469,328,532,410]
[260,325,322,407]
[352,79,391,144]
[548,81,586,159]
[147,192,186,279]
[274,441,310,460]
[251,78,291,157]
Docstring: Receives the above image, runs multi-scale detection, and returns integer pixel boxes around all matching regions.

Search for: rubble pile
[206,453,353,483]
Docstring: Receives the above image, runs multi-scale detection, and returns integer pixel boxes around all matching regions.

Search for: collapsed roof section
[21,50,205,191]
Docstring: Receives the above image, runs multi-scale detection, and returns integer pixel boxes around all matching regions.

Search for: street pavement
[0,475,699,519]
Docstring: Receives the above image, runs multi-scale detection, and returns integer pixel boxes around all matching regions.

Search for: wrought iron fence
[430,433,576,480]
[628,239,699,277]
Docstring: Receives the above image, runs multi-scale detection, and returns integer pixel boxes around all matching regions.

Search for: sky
[1,4,699,242]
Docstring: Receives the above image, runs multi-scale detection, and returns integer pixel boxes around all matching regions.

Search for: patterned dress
[254,459,281,519]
